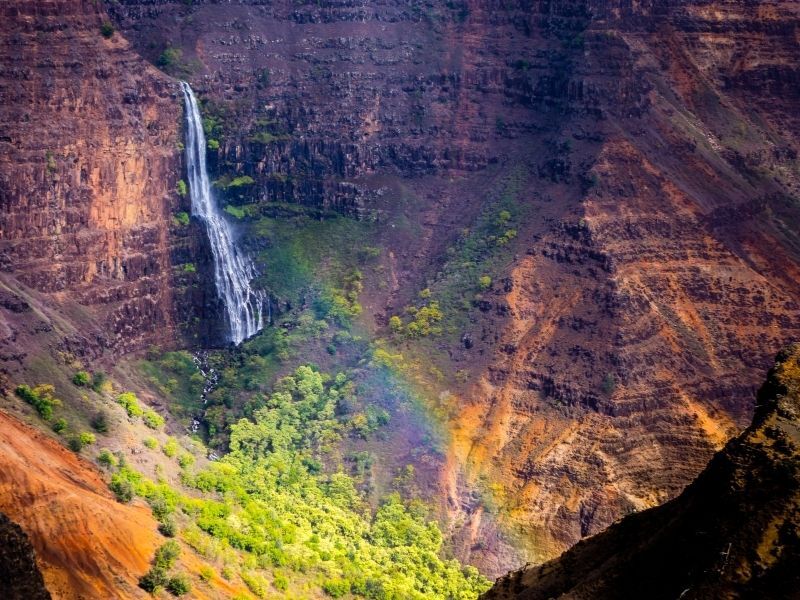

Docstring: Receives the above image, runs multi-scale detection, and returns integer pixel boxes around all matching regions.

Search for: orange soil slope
[0,410,158,598]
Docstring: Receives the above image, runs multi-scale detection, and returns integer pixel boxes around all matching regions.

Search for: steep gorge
[107,0,800,574]
[0,0,799,591]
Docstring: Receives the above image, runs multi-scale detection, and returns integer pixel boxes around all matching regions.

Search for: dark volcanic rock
[0,512,51,600]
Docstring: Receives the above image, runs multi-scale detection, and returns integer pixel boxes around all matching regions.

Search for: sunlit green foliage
[404,301,444,338]
[143,409,165,430]
[163,437,180,458]
[16,384,61,420]
[117,392,143,418]
[112,366,490,599]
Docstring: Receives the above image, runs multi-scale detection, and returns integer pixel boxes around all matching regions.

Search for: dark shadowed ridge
[483,343,800,600]
[0,512,51,600]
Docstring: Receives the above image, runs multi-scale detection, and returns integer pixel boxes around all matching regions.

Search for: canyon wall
[0,0,792,578]
[106,0,800,573]
[0,0,204,368]
[102,0,800,573]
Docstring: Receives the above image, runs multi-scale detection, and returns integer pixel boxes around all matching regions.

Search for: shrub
[273,572,288,591]
[178,453,195,469]
[173,211,190,226]
[100,21,114,38]
[157,47,182,69]
[322,579,349,598]
[91,372,110,393]
[158,518,177,538]
[176,180,188,198]
[52,418,67,433]
[388,315,403,333]
[155,540,181,570]
[207,139,220,150]
[139,566,167,593]
[79,432,96,446]
[405,301,443,337]
[98,449,117,468]
[602,373,616,395]
[143,409,165,430]
[15,384,61,420]
[72,371,91,386]
[117,392,143,418]
[91,410,109,433]
[478,275,492,290]
[241,571,269,597]
[110,477,134,503]
[166,573,191,596]
[198,566,214,582]
[163,437,179,458]
[68,437,84,452]
[143,436,159,450]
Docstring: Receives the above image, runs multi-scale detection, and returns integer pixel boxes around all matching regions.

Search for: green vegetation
[91,410,109,433]
[207,138,220,151]
[16,384,61,421]
[163,437,179,458]
[156,47,198,77]
[176,180,188,198]
[91,371,110,393]
[143,409,165,430]
[100,21,114,39]
[166,573,191,596]
[214,175,255,190]
[110,366,490,599]
[117,392,144,418]
[173,211,190,226]
[144,436,159,450]
[139,540,186,594]
[398,167,529,347]
[52,418,68,433]
[68,431,96,452]
[224,205,247,219]
[98,449,117,469]
[182,263,197,274]
[72,371,91,386]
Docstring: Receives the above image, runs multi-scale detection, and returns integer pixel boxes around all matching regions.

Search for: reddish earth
[0,410,158,598]
[0,409,250,599]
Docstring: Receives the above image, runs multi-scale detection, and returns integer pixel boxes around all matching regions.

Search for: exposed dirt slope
[483,343,800,599]
[0,410,159,598]
[0,409,250,599]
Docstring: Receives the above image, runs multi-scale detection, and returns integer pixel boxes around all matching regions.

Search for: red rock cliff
[0,0,187,359]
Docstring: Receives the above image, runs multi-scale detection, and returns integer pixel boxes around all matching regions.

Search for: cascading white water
[181,82,263,345]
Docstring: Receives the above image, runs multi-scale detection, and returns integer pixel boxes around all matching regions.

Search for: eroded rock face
[0,0,195,356]
[482,344,800,599]
[105,0,800,575]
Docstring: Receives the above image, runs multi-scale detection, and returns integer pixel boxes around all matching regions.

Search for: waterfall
[180,82,263,345]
